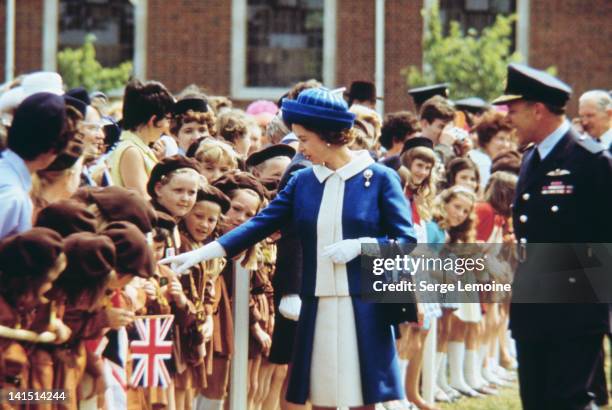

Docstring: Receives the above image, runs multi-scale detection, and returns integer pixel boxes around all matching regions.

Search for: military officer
[493,63,612,410]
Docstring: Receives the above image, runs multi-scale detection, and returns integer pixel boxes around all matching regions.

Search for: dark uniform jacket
[510,127,612,339]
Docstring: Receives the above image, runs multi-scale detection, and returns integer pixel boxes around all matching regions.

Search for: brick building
[0,0,609,115]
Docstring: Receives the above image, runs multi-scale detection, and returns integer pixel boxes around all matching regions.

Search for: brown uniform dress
[248,244,276,359]
[0,295,34,410]
[199,256,234,400]
[52,293,107,410]
[178,234,222,396]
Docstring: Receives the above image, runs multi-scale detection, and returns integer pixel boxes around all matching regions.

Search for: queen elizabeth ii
[161,87,416,409]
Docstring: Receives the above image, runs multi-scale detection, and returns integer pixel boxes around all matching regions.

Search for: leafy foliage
[403,4,555,101]
[57,34,132,93]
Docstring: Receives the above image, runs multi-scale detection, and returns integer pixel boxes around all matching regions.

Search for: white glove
[321,237,377,264]
[279,294,302,321]
[159,241,226,274]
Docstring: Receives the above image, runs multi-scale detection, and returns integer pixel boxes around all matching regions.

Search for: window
[232,0,336,99]
[439,0,516,38]
[59,0,134,67]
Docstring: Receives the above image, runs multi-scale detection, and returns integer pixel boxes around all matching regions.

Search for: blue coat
[218,158,416,404]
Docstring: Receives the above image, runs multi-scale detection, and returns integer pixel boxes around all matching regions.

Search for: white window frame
[230,0,337,100]
[44,0,144,78]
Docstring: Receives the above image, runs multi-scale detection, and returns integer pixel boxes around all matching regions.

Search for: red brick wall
[385,0,424,113]
[14,0,43,75]
[146,0,232,96]
[529,0,611,116]
[336,0,376,90]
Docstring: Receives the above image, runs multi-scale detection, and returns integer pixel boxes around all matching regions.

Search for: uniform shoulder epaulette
[575,134,604,154]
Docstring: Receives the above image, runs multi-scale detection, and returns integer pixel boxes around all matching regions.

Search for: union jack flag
[129,315,174,388]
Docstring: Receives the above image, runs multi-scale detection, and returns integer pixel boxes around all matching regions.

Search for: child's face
[155,172,200,218]
[152,240,166,262]
[409,158,432,185]
[234,134,252,158]
[37,253,67,304]
[200,158,234,183]
[248,125,263,155]
[454,169,478,193]
[444,194,473,228]
[256,157,291,183]
[225,190,260,232]
[183,200,222,242]
[177,121,209,152]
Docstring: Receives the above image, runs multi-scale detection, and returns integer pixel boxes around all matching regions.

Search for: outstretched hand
[159,241,227,274]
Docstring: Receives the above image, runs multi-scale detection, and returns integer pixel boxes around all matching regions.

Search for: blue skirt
[286,296,404,405]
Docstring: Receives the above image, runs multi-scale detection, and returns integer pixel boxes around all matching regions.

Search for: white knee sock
[448,341,472,392]
[477,345,490,386]
[436,352,451,391]
[464,349,482,389]
[195,396,224,410]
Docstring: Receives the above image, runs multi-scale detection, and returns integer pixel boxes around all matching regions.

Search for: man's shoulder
[572,132,605,155]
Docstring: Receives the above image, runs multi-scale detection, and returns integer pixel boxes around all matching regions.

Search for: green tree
[57,34,132,93]
[403,4,555,102]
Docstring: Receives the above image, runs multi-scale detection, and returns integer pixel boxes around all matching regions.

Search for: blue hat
[492,63,572,107]
[281,87,356,132]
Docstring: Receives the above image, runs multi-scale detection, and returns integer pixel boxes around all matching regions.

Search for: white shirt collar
[312,150,374,183]
[537,120,570,160]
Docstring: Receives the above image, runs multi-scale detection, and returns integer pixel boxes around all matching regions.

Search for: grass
[437,341,612,410]
[438,382,522,410]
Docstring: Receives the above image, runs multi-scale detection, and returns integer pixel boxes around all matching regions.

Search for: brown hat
[213,170,267,203]
[245,144,296,168]
[491,149,522,175]
[147,155,201,199]
[0,228,64,280]
[35,199,98,237]
[73,186,157,233]
[102,221,154,278]
[154,210,177,232]
[195,185,231,214]
[63,232,116,280]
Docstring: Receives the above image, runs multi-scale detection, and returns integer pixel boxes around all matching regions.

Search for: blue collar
[537,120,570,160]
[1,149,32,191]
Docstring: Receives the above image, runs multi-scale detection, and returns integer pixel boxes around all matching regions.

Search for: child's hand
[167,276,187,308]
[143,280,157,301]
[251,323,271,356]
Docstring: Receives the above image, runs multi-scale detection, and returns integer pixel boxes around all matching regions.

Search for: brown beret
[245,144,295,168]
[0,228,64,280]
[73,186,157,233]
[147,155,201,199]
[102,221,154,278]
[195,185,231,214]
[213,170,267,203]
[491,149,521,175]
[35,199,98,237]
[63,232,116,280]
[154,210,177,232]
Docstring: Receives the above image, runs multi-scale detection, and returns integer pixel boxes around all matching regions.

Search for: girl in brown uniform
[0,228,65,410]
[179,185,231,410]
